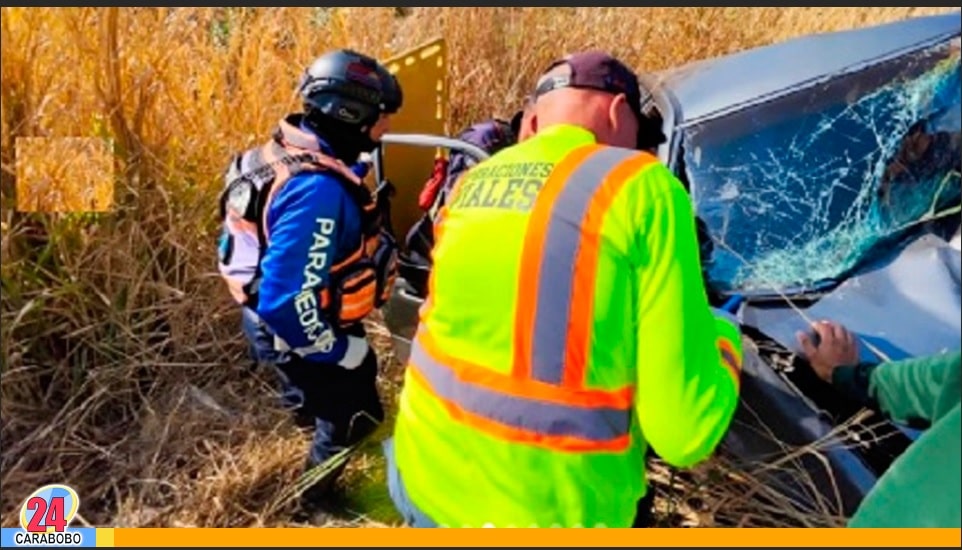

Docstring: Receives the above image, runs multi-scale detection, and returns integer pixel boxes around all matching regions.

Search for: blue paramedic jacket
[255,124,371,367]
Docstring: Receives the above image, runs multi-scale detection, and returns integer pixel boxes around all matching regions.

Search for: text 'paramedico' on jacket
[217,114,398,366]
[392,124,744,528]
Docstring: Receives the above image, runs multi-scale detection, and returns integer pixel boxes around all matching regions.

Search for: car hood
[740,226,961,364]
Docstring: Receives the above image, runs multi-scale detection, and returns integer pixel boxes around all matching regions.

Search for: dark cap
[533,50,665,150]
[534,51,644,117]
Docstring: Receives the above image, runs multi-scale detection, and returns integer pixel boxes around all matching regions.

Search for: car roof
[646,12,961,126]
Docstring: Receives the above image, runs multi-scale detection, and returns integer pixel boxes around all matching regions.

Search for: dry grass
[1,6,955,528]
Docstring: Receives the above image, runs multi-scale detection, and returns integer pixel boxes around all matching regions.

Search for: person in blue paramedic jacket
[217,49,402,505]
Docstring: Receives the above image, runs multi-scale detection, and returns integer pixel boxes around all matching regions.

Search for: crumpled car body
[376,12,962,519]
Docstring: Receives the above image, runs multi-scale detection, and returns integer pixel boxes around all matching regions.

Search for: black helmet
[298,49,398,130]
[379,69,403,115]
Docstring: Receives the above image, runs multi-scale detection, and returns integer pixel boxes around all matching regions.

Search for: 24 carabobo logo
[14,484,84,546]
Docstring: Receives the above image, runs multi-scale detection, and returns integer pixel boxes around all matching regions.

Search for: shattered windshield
[683,38,961,294]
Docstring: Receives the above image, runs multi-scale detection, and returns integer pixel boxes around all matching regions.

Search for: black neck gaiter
[303,113,377,165]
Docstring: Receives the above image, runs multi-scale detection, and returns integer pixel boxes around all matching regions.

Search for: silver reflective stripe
[409,338,630,442]
[529,147,643,385]
[337,336,370,369]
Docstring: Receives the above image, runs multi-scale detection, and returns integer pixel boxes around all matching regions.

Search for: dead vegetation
[1,7,955,528]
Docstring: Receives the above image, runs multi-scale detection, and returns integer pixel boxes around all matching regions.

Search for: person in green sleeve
[797,320,961,528]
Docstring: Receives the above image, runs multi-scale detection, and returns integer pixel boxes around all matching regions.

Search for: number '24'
[25,496,68,532]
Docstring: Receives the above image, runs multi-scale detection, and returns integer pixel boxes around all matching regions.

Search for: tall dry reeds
[1,6,954,528]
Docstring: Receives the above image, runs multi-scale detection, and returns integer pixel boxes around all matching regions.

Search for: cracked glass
[682,38,962,294]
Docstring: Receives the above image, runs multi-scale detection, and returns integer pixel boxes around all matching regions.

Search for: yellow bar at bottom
[109,527,962,548]
[96,528,115,547]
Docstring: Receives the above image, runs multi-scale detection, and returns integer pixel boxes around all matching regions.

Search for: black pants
[632,449,659,527]
[632,486,656,527]
[275,346,385,467]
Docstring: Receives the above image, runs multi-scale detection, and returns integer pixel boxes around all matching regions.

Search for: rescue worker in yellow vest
[385,51,744,528]
[217,49,402,502]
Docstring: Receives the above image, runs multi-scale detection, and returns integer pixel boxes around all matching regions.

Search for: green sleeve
[867,351,962,426]
[631,165,741,468]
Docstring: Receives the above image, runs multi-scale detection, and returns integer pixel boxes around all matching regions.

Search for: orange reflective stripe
[563,152,658,388]
[332,245,364,272]
[717,338,741,389]
[407,364,630,453]
[516,146,651,388]
[419,203,450,322]
[418,329,632,410]
[338,269,377,323]
[340,298,376,323]
[412,145,661,452]
[410,331,632,452]
[512,144,602,380]
[364,234,379,257]
[380,269,397,303]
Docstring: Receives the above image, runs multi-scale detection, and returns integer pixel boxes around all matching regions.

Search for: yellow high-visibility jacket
[393,123,742,528]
